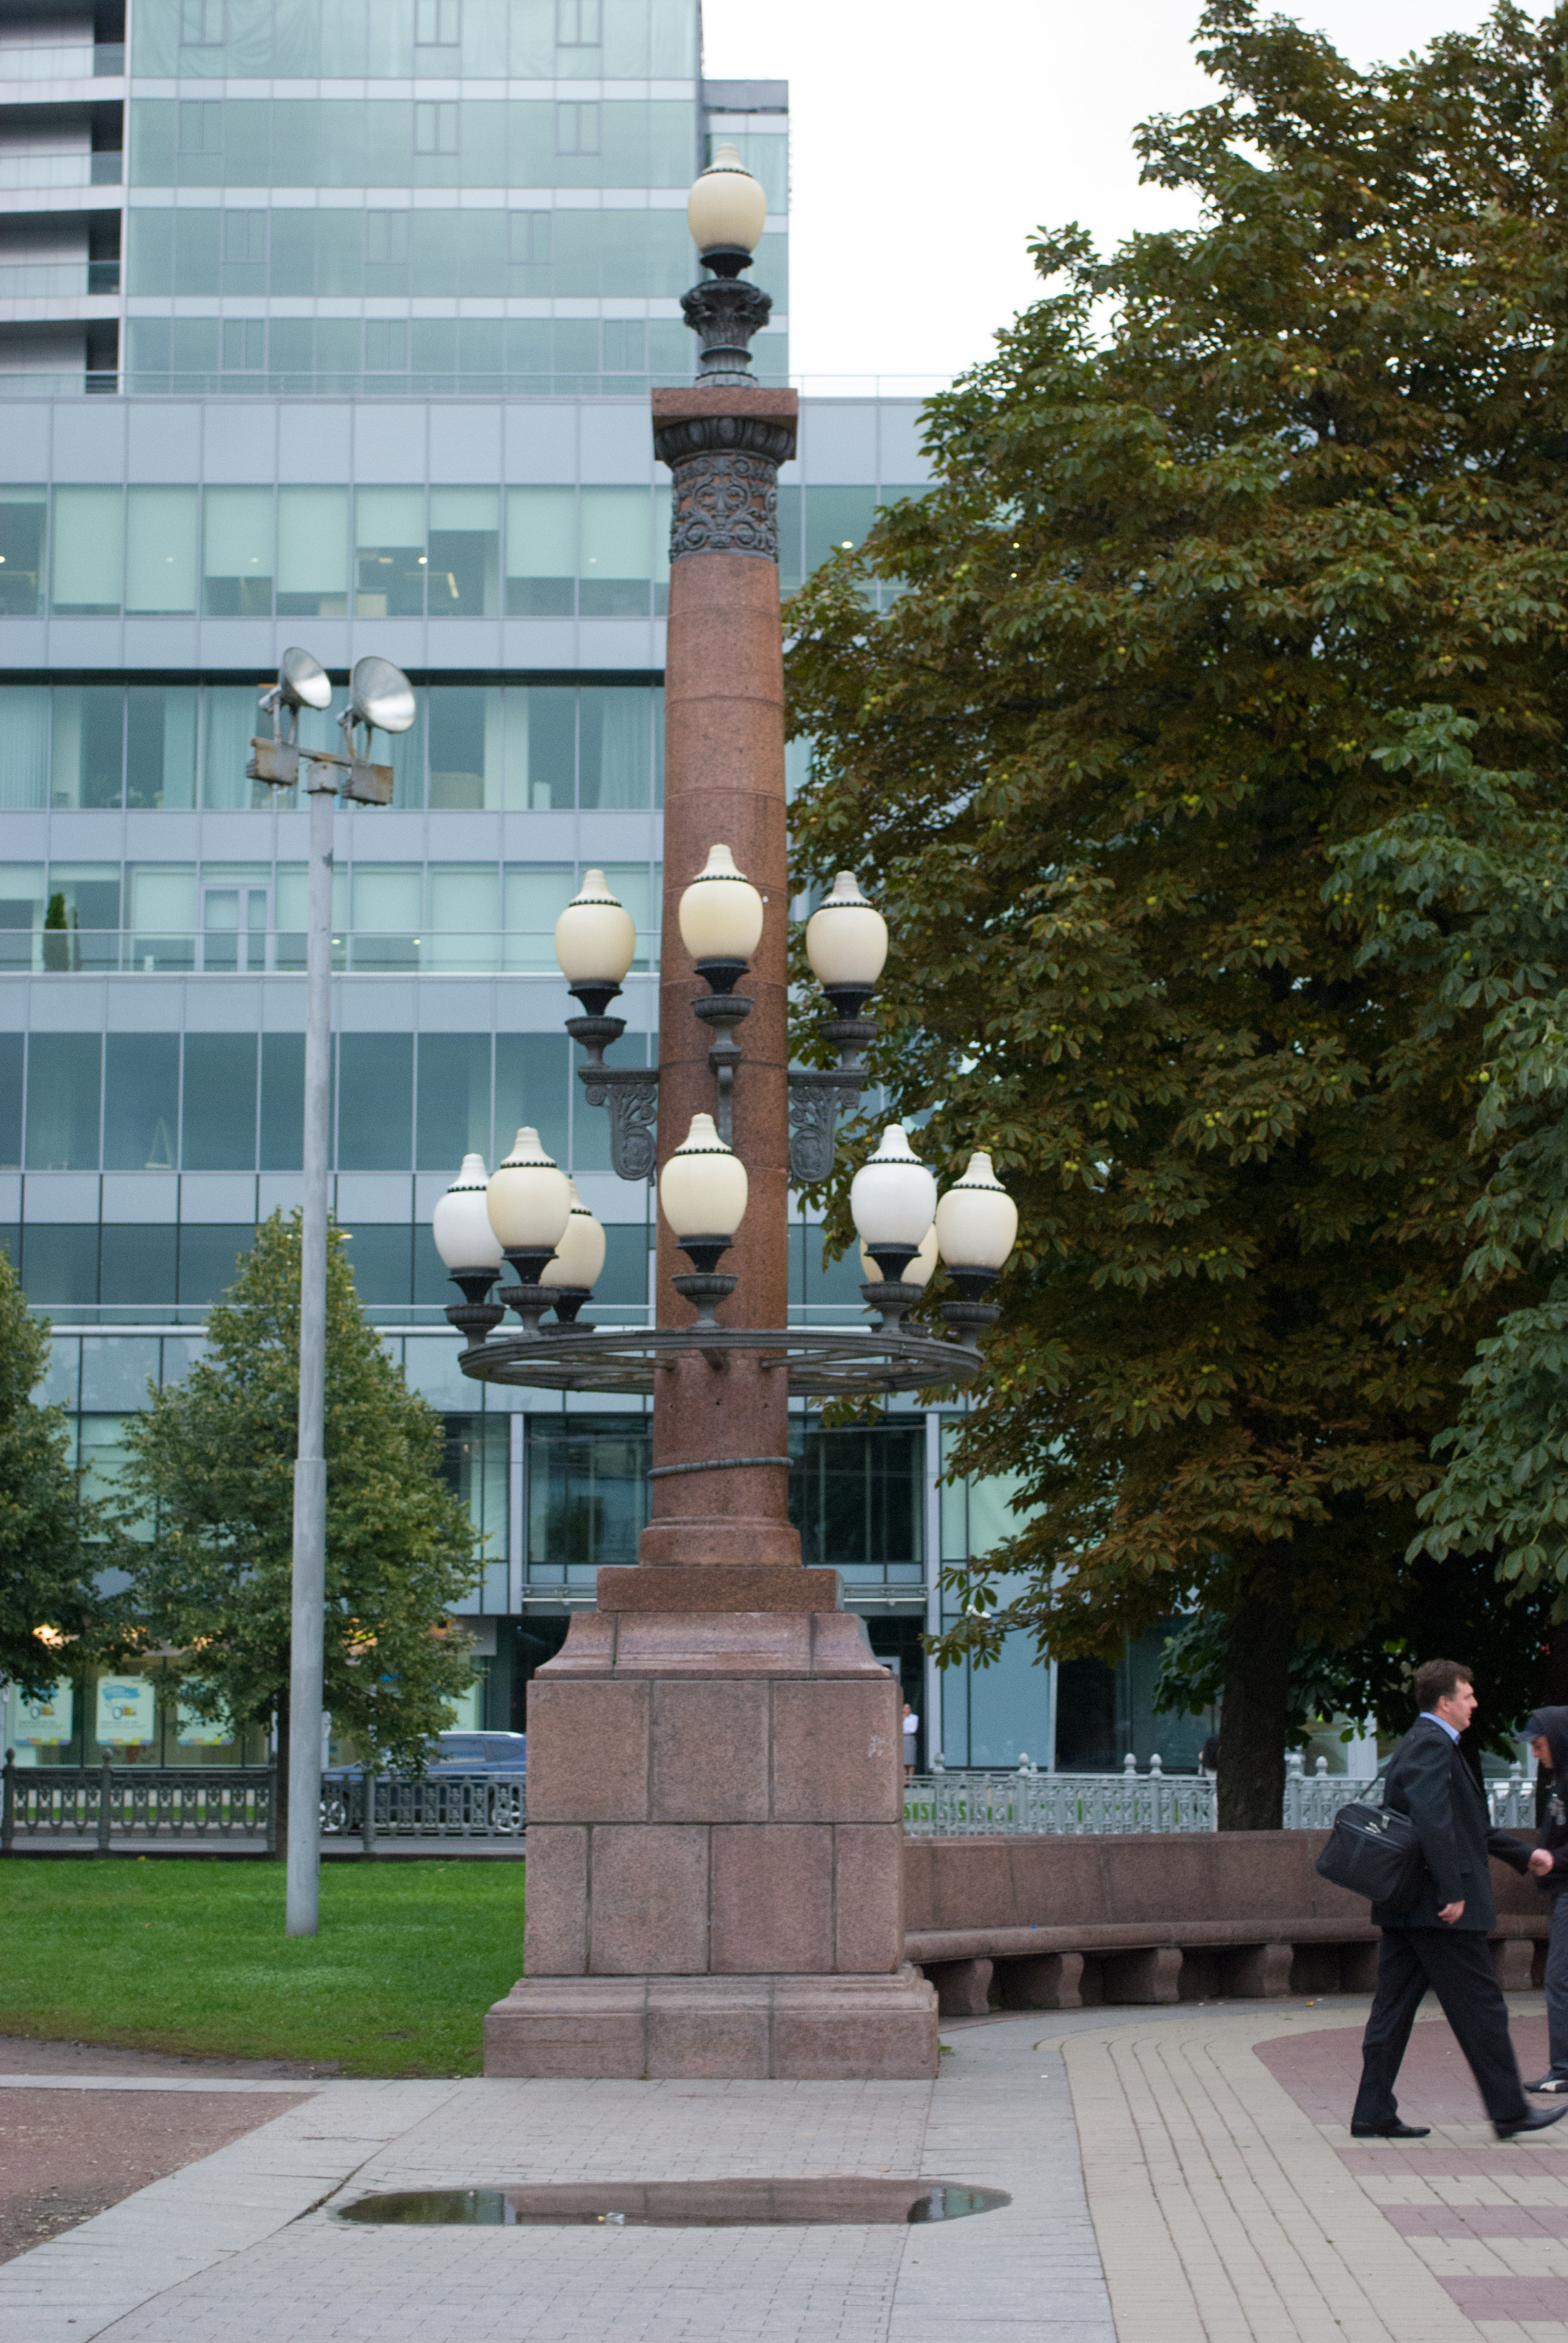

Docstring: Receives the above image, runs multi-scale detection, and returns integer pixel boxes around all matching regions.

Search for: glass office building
[0,0,1200,1775]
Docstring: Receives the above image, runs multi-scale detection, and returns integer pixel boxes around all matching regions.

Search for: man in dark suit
[1353,1658,1566,2141]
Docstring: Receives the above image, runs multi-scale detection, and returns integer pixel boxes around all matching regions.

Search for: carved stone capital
[680,275,773,382]
[657,442,785,563]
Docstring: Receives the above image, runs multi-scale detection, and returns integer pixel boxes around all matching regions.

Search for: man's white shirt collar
[1420,1710,1462,1743]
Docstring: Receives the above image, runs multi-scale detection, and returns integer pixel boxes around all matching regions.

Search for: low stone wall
[903,1829,1549,2015]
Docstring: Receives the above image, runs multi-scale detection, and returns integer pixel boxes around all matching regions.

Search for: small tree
[41,892,73,976]
[114,1213,480,1844]
[0,1251,100,1698]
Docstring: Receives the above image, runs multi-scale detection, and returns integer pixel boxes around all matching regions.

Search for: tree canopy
[0,1251,100,1699]
[1334,713,1568,1611]
[113,1214,480,1821]
[785,0,1568,1820]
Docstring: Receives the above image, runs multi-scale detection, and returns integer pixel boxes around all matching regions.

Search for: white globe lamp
[540,1179,607,1323]
[806,871,887,1016]
[678,845,764,994]
[688,143,767,277]
[850,1124,938,1282]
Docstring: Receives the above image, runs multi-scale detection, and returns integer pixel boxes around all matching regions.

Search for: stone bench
[902,1829,1549,2016]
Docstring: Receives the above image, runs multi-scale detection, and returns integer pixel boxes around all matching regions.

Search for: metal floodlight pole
[285,762,335,1938]
[249,648,410,1941]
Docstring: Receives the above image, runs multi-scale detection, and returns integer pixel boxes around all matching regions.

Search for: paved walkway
[1,1995,1564,2342]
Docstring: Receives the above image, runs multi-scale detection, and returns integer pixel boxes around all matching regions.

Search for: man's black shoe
[1350,2120,1431,2140]
[1496,2106,1568,2140]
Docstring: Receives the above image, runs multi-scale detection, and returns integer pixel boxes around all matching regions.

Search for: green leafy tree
[1333,712,1568,1643]
[114,1214,480,1843]
[786,1,1568,1824]
[0,1251,101,1699]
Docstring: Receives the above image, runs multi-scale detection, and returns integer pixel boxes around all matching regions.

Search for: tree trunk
[1217,1580,1293,1832]
[272,1693,289,1861]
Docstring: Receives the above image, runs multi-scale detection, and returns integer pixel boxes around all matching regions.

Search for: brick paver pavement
[6,1994,1564,2342]
[1054,1993,1568,2343]
[0,2026,1111,2343]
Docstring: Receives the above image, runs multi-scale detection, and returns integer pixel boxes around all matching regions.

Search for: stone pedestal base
[486,1600,933,2080]
[484,1965,938,2081]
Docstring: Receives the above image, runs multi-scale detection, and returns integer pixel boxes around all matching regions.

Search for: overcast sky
[698,0,1525,385]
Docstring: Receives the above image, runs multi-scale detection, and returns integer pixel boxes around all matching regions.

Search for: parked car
[321,1729,527,1833]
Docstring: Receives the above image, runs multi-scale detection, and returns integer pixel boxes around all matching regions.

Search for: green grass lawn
[0,1858,525,2077]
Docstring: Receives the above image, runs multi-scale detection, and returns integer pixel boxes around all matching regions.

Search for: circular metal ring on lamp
[456,1322,983,1400]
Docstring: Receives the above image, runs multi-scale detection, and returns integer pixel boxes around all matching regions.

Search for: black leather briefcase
[1315,1798,1427,1912]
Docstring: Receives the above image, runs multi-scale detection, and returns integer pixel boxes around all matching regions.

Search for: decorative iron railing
[903,1752,1540,1837]
[322,1772,524,1841]
[902,1756,1215,1837]
[0,1760,528,1849]
[1,1760,276,1850]
[1279,1752,1535,1831]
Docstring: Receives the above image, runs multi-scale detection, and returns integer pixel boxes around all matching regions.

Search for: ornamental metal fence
[903,1752,1540,1837]
[902,1755,1216,1837]
[0,1760,527,1851]
[1,1759,276,1850]
[322,1772,524,1843]
[1279,1752,1535,1832]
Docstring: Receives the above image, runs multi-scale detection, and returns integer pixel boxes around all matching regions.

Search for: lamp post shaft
[639,390,802,1575]
[285,772,334,1937]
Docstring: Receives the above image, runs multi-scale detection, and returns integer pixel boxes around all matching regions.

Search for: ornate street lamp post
[439,149,1015,2079]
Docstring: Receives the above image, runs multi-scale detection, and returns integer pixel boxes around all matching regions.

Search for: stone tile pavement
[4,1993,1567,2342]
[0,2032,1107,2343]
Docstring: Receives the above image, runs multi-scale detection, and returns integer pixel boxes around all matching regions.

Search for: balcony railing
[0,258,119,297]
[0,152,121,189]
[13,928,657,977]
[0,42,124,78]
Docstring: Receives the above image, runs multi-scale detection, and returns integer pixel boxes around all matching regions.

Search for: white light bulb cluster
[438,856,1016,1338]
[431,1129,606,1322]
[851,1126,1018,1291]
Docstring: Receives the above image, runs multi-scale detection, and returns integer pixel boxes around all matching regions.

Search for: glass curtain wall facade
[0,0,1082,1775]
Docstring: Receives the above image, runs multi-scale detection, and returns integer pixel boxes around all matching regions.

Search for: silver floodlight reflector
[349,655,416,736]
[250,646,336,787]
[336,655,414,807]
[279,646,333,712]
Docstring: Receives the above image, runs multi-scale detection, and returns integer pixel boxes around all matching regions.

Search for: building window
[789,1424,924,1582]
[364,321,408,374]
[177,100,222,155]
[527,1416,648,1582]
[600,320,646,375]
[416,0,460,41]
[221,211,266,264]
[555,102,599,156]
[414,102,459,156]
[366,211,410,266]
[180,0,224,44]
[507,211,550,266]
[219,320,264,373]
[555,0,601,44]
[0,491,48,619]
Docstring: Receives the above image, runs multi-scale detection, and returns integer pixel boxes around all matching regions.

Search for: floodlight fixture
[336,654,415,806]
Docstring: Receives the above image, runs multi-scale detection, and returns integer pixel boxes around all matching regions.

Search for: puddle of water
[336,2178,1010,2227]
